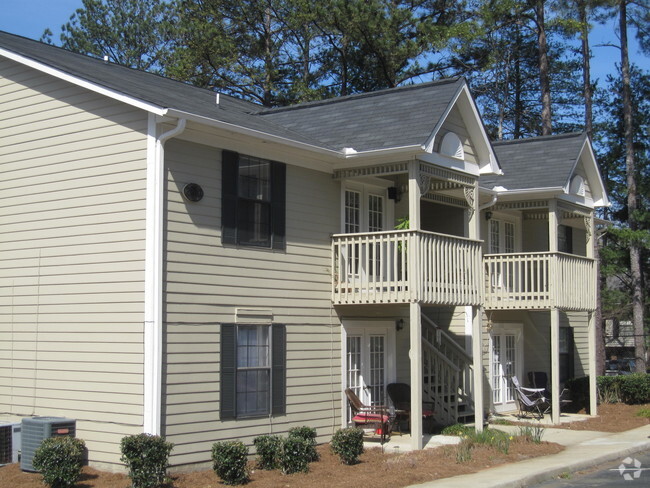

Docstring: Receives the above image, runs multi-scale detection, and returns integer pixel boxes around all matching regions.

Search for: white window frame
[340,320,396,428]
[489,323,524,413]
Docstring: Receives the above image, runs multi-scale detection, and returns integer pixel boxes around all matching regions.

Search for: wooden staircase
[421,314,475,425]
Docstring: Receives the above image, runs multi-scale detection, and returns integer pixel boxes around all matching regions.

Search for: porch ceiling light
[396,319,404,331]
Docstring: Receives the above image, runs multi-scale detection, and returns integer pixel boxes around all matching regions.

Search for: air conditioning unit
[0,423,21,465]
[21,417,76,472]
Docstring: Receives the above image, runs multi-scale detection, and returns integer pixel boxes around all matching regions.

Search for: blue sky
[0,0,647,87]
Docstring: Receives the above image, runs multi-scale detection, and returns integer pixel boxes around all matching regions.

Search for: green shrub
[636,407,650,418]
[120,433,173,488]
[619,374,650,404]
[211,441,249,485]
[440,424,473,437]
[288,426,319,462]
[280,437,311,474]
[32,436,85,488]
[598,376,622,403]
[330,428,364,465]
[253,435,282,470]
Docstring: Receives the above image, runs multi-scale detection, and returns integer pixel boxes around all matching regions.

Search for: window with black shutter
[221,150,286,250]
[220,323,286,420]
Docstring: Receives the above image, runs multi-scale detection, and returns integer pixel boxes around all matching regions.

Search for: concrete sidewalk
[407,424,650,488]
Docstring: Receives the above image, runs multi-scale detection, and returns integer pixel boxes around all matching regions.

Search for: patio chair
[344,388,391,444]
[386,382,435,434]
[511,376,550,420]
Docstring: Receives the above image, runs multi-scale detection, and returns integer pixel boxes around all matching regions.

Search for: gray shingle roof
[258,78,464,152]
[480,133,587,191]
[0,31,464,154]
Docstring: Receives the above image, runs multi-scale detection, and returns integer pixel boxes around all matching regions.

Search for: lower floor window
[220,323,286,419]
[236,325,270,416]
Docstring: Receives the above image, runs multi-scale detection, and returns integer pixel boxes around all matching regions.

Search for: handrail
[333,228,483,244]
[422,337,461,372]
[484,251,595,262]
[421,314,472,364]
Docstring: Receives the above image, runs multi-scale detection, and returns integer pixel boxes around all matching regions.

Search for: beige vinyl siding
[563,312,589,377]
[436,105,478,164]
[163,139,341,467]
[0,58,148,467]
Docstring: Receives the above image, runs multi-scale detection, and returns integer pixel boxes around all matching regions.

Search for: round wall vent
[183,183,204,202]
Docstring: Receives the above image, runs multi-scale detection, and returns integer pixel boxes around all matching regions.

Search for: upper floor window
[222,150,286,249]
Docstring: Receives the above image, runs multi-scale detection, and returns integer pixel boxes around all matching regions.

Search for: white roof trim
[0,47,167,116]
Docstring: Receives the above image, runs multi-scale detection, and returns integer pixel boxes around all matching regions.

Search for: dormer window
[440,132,464,159]
[570,175,585,196]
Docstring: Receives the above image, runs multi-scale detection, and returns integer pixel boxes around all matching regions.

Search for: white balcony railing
[483,252,596,311]
[332,230,483,306]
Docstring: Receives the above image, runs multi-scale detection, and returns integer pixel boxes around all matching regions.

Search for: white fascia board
[491,187,565,200]
[166,108,342,159]
[417,151,480,176]
[0,48,167,116]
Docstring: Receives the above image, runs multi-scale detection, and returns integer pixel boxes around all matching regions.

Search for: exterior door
[490,324,523,412]
[343,184,389,281]
[342,322,395,424]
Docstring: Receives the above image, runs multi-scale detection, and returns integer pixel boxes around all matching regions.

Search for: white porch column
[409,302,423,449]
[550,309,561,424]
[585,215,598,416]
[472,306,484,432]
[548,200,561,424]
[408,160,421,231]
[588,311,598,416]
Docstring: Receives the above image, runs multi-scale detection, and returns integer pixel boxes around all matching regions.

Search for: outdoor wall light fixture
[388,186,401,202]
[485,211,493,221]
[183,183,204,202]
[396,318,404,331]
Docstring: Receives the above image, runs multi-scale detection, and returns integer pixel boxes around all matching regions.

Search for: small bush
[280,437,311,474]
[288,426,319,462]
[598,376,622,403]
[253,435,282,470]
[636,408,650,418]
[330,428,364,465]
[440,424,473,437]
[32,436,85,488]
[120,433,173,488]
[211,441,249,485]
[518,424,545,444]
[618,374,650,404]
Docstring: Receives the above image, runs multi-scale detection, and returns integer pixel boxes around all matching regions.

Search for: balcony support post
[409,302,424,450]
[408,161,421,231]
[472,306,484,432]
[588,311,598,416]
[550,308,561,424]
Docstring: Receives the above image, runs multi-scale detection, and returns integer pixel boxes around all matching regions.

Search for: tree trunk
[536,0,552,136]
[619,0,646,373]
[578,0,593,138]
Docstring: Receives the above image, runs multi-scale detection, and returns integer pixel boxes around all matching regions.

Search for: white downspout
[144,115,186,435]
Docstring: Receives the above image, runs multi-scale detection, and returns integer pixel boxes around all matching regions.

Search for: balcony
[332,230,483,306]
[483,252,596,311]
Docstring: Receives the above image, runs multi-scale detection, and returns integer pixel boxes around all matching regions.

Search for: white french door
[342,322,396,424]
[490,324,523,412]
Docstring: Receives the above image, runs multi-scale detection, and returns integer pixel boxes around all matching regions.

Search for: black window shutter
[220,324,237,420]
[271,162,286,250]
[221,150,239,245]
[271,324,286,415]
